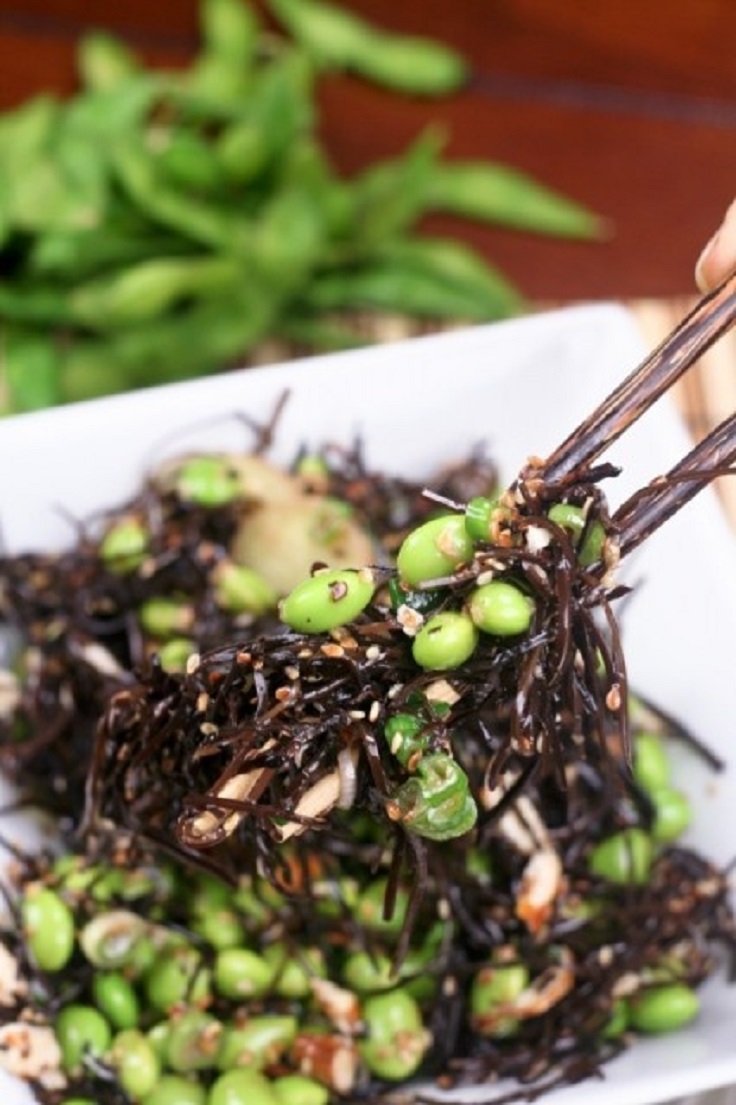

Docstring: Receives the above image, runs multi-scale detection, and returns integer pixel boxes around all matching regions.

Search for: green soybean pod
[628,983,700,1033]
[268,0,466,95]
[21,884,75,972]
[426,161,606,240]
[77,31,140,91]
[279,568,376,634]
[69,256,242,330]
[382,237,523,314]
[2,327,62,413]
[201,0,260,67]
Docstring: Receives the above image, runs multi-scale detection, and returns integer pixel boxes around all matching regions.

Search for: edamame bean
[650,786,692,843]
[175,456,242,507]
[140,597,194,638]
[262,944,325,998]
[110,1029,160,1098]
[342,950,394,993]
[213,947,275,1000]
[355,878,408,939]
[633,732,670,792]
[91,972,140,1029]
[158,638,197,674]
[272,1073,329,1105]
[55,1004,112,1075]
[412,611,478,671]
[208,1069,279,1105]
[21,884,75,972]
[192,908,244,951]
[359,988,431,1080]
[166,1009,223,1072]
[468,580,534,636]
[215,1014,297,1070]
[142,1074,207,1105]
[464,496,496,541]
[213,563,277,616]
[588,828,653,885]
[100,516,149,573]
[396,514,473,587]
[145,945,211,1012]
[279,568,375,633]
[628,983,699,1033]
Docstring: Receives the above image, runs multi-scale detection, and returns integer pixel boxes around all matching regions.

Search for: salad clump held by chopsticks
[0,0,605,414]
[0,401,733,1105]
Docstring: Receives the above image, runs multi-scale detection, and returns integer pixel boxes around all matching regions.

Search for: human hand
[695,198,736,292]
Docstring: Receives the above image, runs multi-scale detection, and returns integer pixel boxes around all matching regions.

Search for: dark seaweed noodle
[0,432,492,827]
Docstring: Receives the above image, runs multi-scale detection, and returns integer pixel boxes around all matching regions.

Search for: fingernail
[695,229,720,293]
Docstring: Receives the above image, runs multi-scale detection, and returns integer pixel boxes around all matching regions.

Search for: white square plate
[0,304,734,1105]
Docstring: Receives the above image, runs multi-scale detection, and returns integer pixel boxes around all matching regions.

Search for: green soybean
[214,563,278,616]
[628,984,700,1034]
[273,1074,330,1105]
[397,515,473,588]
[166,1009,223,1072]
[650,786,692,843]
[139,597,194,639]
[633,731,671,792]
[21,885,75,972]
[600,998,629,1039]
[208,1068,280,1105]
[355,878,409,939]
[215,1014,297,1070]
[470,959,529,1013]
[142,1074,207,1105]
[412,611,478,671]
[213,947,275,1000]
[158,638,198,674]
[91,972,140,1029]
[359,989,430,1080]
[100,516,149,573]
[468,580,534,637]
[384,712,427,767]
[279,568,375,633]
[56,1004,112,1075]
[175,456,242,506]
[145,945,211,1012]
[110,1029,160,1098]
[588,827,653,885]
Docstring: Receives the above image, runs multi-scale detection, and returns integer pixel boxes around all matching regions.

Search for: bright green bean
[279,568,376,633]
[628,983,700,1034]
[21,884,75,972]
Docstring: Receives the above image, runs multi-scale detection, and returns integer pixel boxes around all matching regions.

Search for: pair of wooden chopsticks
[531,271,736,558]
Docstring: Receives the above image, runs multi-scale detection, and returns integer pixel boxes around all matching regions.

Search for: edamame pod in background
[200,0,260,68]
[77,32,141,92]
[267,0,467,95]
[426,161,607,239]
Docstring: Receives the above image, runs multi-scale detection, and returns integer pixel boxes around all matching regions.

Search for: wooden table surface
[1,0,734,521]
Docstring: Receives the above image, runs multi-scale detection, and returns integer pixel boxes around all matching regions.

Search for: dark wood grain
[0,0,735,300]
